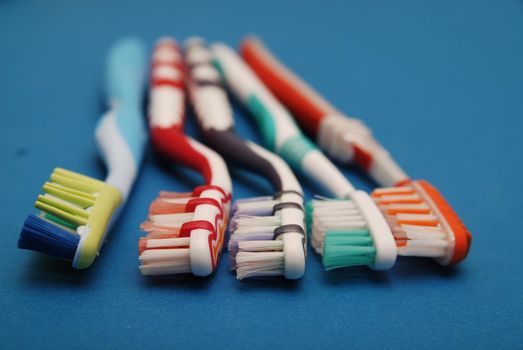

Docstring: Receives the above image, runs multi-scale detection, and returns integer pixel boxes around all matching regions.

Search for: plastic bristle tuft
[139,192,194,276]
[18,214,80,261]
[323,229,376,270]
[229,196,290,279]
[372,180,472,265]
[305,201,313,234]
[148,199,188,215]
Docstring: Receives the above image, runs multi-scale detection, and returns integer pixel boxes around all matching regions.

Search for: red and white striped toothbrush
[138,38,232,276]
[241,36,471,266]
[184,38,306,280]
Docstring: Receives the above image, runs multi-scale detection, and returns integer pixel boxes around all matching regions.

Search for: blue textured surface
[1,1,522,349]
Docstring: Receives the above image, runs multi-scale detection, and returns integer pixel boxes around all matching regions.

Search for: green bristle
[44,213,77,230]
[305,201,313,235]
[323,229,376,270]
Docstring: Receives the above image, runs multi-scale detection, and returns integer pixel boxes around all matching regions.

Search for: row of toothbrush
[18,36,471,280]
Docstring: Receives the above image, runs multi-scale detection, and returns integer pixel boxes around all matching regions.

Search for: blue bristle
[18,214,80,261]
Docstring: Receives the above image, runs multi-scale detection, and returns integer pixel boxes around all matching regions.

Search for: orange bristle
[159,191,193,199]
[387,208,431,215]
[377,198,424,205]
[371,180,472,265]
[138,237,148,255]
[140,222,182,237]
[149,199,188,215]
[396,219,439,227]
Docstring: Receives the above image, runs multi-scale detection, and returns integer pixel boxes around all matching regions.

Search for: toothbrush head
[18,168,122,269]
[139,186,230,276]
[308,190,397,271]
[372,180,471,265]
[229,193,306,280]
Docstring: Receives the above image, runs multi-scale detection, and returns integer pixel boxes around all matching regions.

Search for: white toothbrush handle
[212,43,355,198]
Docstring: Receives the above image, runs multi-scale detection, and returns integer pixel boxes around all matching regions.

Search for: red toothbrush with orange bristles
[241,36,471,266]
[138,38,232,276]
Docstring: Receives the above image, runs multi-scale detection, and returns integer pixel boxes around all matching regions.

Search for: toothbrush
[240,36,471,266]
[138,38,232,277]
[212,43,397,271]
[184,38,305,280]
[17,38,148,269]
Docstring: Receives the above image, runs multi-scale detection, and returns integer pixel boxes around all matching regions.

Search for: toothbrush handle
[148,39,232,277]
[147,39,216,185]
[241,37,410,187]
[185,40,302,194]
[96,38,148,199]
[212,43,355,198]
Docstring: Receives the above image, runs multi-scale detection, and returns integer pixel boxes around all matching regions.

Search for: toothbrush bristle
[148,199,192,215]
[309,199,377,269]
[139,221,182,237]
[229,196,288,279]
[18,214,80,261]
[371,180,471,265]
[139,188,229,276]
[139,192,193,276]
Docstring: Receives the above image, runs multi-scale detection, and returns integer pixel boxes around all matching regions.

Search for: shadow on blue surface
[18,254,99,287]
[140,273,216,290]
[392,257,462,280]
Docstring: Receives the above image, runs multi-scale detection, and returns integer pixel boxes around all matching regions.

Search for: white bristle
[237,267,284,280]
[235,251,285,280]
[235,199,278,214]
[139,248,192,275]
[311,199,356,209]
[140,248,190,263]
[144,237,190,249]
[396,213,437,222]
[405,239,448,248]
[238,240,284,252]
[399,246,447,258]
[236,252,285,264]
[161,197,193,204]
[232,226,278,235]
[233,215,281,227]
[139,259,192,275]
[150,212,194,225]
[402,225,446,240]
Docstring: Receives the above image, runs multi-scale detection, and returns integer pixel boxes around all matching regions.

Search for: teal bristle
[322,229,376,270]
[305,201,313,235]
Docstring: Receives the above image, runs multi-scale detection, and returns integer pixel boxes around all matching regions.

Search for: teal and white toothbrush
[212,43,397,271]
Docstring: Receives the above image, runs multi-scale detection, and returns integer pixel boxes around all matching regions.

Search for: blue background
[1,0,522,349]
